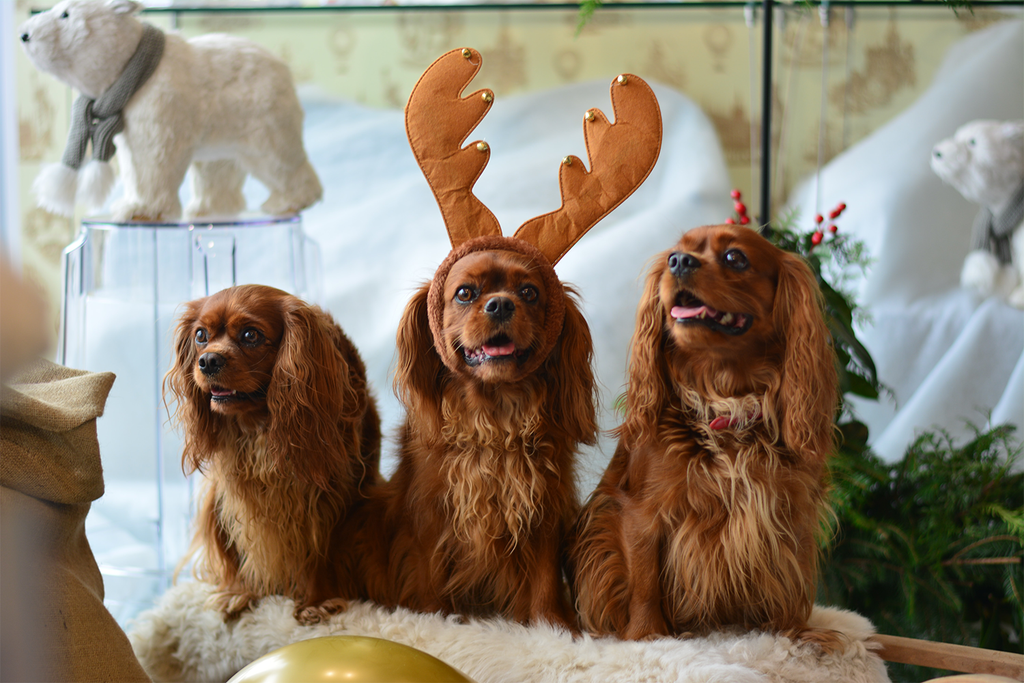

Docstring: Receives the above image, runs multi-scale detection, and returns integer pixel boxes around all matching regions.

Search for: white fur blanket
[129,582,890,683]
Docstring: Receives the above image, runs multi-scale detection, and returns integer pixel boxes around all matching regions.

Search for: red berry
[829,209,841,220]
[838,202,847,211]
[739,215,750,225]
[811,231,823,245]
[730,189,742,199]
[815,214,824,224]
[734,201,746,215]
[725,217,736,224]
[829,223,838,233]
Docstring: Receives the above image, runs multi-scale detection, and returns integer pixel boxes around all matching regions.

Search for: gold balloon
[226,635,477,683]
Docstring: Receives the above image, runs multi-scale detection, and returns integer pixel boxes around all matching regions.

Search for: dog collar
[709,408,761,430]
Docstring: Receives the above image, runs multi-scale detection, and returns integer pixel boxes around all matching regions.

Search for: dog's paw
[786,626,850,655]
[206,589,258,621]
[961,249,1000,295]
[621,611,671,641]
[293,598,347,625]
[529,608,579,635]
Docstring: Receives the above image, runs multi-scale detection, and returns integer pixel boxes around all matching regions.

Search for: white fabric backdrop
[787,17,1024,463]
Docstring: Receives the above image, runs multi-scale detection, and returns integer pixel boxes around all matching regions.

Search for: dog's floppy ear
[394,284,447,435]
[266,301,363,491]
[164,299,217,474]
[543,286,598,447]
[773,252,838,463]
[620,259,672,446]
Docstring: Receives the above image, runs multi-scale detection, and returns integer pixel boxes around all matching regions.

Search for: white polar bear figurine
[19,0,322,221]
[931,119,1024,309]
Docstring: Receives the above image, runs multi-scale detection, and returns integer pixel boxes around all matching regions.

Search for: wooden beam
[870,635,1024,680]
[924,675,1024,683]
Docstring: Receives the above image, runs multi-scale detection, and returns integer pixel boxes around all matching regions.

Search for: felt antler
[406,48,663,265]
[405,47,501,249]
[513,74,663,265]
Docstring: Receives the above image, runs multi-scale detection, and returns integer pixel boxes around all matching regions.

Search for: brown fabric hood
[426,235,566,376]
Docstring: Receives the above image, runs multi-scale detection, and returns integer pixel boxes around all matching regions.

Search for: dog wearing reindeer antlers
[346,48,663,630]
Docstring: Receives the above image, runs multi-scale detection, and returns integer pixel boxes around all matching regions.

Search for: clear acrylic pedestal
[57,214,321,626]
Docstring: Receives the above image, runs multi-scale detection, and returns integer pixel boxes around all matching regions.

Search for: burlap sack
[1,359,150,682]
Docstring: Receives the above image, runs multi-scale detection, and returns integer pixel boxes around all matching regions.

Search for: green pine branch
[822,425,1023,680]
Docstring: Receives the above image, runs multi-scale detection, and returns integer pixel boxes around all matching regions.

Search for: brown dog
[364,240,596,629]
[351,47,662,630]
[570,224,842,648]
[164,284,380,624]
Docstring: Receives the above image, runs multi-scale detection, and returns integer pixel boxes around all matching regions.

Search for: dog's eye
[195,329,207,344]
[455,286,477,303]
[241,328,263,345]
[723,249,749,271]
[519,285,539,303]
[968,138,976,146]
[60,10,68,18]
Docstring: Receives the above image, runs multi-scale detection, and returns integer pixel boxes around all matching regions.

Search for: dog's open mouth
[671,291,752,336]
[209,386,260,403]
[462,334,532,367]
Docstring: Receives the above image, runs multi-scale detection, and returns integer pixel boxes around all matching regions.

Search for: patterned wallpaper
[13,1,1006,333]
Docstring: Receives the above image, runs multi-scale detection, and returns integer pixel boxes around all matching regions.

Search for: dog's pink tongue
[482,341,516,357]
[671,305,718,319]
[210,388,234,397]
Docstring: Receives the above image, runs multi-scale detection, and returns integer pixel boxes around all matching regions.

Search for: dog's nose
[198,352,226,376]
[20,33,29,43]
[484,296,515,322]
[668,252,700,277]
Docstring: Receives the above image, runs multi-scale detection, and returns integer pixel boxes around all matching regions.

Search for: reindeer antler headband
[407,47,663,373]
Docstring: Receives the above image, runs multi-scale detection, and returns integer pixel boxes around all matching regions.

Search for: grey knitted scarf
[971,179,1024,265]
[61,24,165,170]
